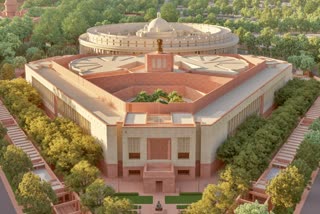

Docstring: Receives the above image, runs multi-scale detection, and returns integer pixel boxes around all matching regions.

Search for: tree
[0,63,15,80]
[266,166,305,209]
[81,178,115,212]
[12,56,27,69]
[1,145,33,188]
[96,196,132,214]
[0,123,7,139]
[144,8,157,21]
[0,139,9,162]
[31,8,64,46]
[160,3,179,22]
[0,33,21,61]
[65,160,99,194]
[26,47,44,62]
[17,172,57,214]
[288,54,316,72]
[235,201,272,214]
[295,139,320,170]
[309,118,320,131]
[291,159,312,185]
[62,10,89,41]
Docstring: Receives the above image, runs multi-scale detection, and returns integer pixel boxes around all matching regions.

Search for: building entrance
[156,181,163,192]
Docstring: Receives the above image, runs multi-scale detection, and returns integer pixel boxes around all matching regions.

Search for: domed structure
[147,13,173,33]
[79,13,239,55]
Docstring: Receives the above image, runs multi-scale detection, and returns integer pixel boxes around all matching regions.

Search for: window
[128,138,140,159]
[129,170,140,176]
[177,138,190,159]
[178,170,189,175]
[178,152,189,159]
[129,153,140,159]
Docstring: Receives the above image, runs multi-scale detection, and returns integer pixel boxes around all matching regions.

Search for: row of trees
[0,124,57,214]
[186,79,320,213]
[64,160,132,213]
[0,79,102,175]
[266,118,320,213]
[0,79,134,213]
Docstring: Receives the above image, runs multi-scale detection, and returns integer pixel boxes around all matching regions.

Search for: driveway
[0,176,16,214]
[301,172,320,213]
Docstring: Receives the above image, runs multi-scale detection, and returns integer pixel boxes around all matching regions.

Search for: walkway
[238,96,320,208]
[300,172,320,213]
[253,96,320,191]
[0,174,16,214]
[103,174,219,214]
[0,101,83,214]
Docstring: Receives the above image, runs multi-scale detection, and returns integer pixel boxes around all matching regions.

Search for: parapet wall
[51,61,126,113]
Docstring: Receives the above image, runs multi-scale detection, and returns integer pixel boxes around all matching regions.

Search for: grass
[177,204,189,209]
[114,193,153,204]
[114,192,139,196]
[165,193,202,204]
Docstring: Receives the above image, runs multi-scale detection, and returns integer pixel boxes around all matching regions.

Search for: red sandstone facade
[25,51,292,193]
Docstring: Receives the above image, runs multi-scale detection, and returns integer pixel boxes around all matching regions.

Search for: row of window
[128,169,190,176]
[127,137,191,160]
[32,77,55,112]
[228,97,261,136]
[32,77,91,134]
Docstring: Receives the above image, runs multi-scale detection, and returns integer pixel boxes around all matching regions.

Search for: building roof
[27,54,290,126]
[69,55,249,76]
[147,13,173,33]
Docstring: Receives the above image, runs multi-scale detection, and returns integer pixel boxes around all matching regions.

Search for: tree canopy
[266,166,305,209]
[235,201,272,214]
[65,160,100,194]
[17,172,57,214]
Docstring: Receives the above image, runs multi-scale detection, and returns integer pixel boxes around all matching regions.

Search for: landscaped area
[114,192,153,204]
[165,192,202,204]
[132,89,184,104]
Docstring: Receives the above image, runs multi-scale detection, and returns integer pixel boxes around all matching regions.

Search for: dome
[147,12,173,33]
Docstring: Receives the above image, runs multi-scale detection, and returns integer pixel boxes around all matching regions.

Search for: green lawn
[165,193,202,204]
[176,204,189,209]
[114,193,153,204]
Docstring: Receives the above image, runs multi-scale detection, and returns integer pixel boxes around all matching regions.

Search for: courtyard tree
[1,145,33,188]
[65,160,100,194]
[235,201,272,214]
[17,172,57,214]
[81,178,115,212]
[266,166,305,209]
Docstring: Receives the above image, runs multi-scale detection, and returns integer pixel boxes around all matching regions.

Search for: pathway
[103,174,219,214]
[0,100,83,214]
[300,172,320,213]
[238,96,320,209]
[0,173,16,214]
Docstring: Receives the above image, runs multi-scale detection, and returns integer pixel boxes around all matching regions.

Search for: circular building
[79,13,239,55]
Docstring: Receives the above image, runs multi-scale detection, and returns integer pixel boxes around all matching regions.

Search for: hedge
[187,79,320,213]
[0,79,102,175]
